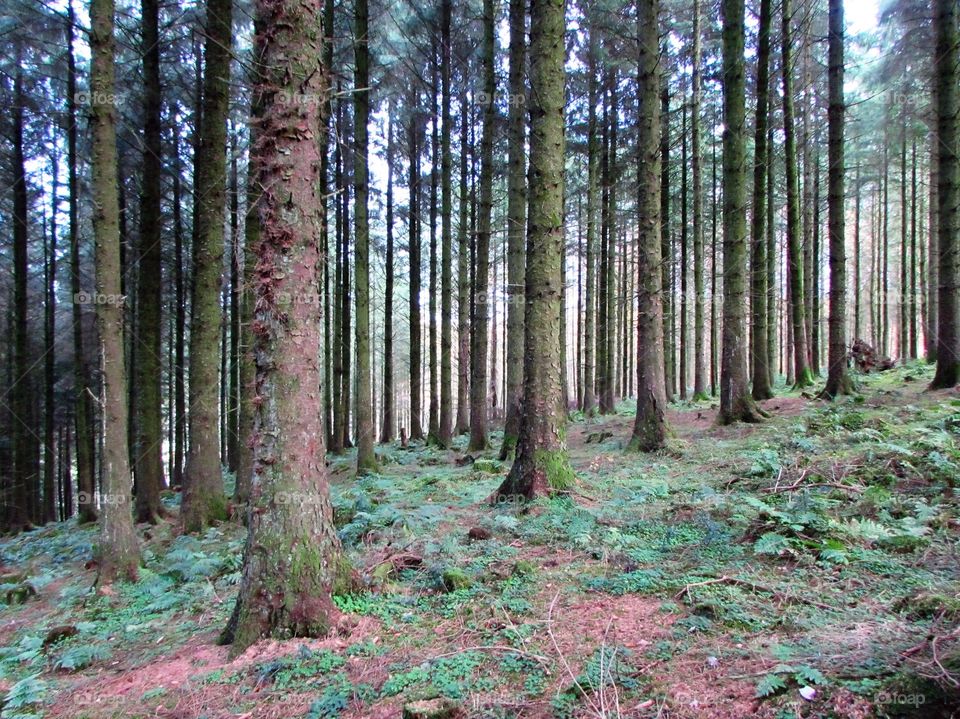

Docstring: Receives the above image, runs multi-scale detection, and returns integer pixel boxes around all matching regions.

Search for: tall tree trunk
[408,90,424,440]
[781,0,814,389]
[766,122,778,382]
[661,62,674,402]
[931,0,960,388]
[67,0,97,525]
[220,0,349,652]
[134,0,166,523]
[691,0,707,399]
[44,162,58,524]
[497,0,574,499]
[718,0,765,424]
[89,0,140,578]
[381,114,396,443]
[183,0,233,531]
[455,95,471,435]
[228,142,241,474]
[679,100,689,400]
[854,166,862,341]
[501,0,527,457]
[428,49,440,441]
[8,64,32,533]
[750,0,774,400]
[582,32,599,414]
[438,0,454,446]
[468,0,495,452]
[353,0,376,473]
[927,122,939,362]
[911,138,919,358]
[628,0,669,451]
[821,0,852,398]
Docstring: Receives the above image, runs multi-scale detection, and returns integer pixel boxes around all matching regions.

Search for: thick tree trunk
[500,0,527,458]
[44,166,58,525]
[428,50,440,442]
[781,0,814,390]
[221,0,350,653]
[438,0,454,446]
[381,114,396,443]
[89,0,140,579]
[750,0,774,400]
[931,0,960,388]
[679,101,689,400]
[468,0,495,452]
[8,65,33,534]
[183,0,233,531]
[496,0,574,500]
[582,32,599,414]
[718,0,765,425]
[67,0,97,525]
[134,0,166,523]
[409,91,424,440]
[353,0,376,473]
[455,96,471,435]
[821,0,852,398]
[692,0,707,400]
[660,60,674,402]
[628,0,669,452]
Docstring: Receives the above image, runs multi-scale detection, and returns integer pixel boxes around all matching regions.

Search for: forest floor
[2,362,960,719]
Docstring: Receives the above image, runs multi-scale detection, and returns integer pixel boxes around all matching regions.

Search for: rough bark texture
[90,0,140,580]
[582,31,599,415]
[183,0,233,531]
[380,114,395,443]
[500,0,527,458]
[468,0,495,452]
[781,0,814,390]
[822,0,853,398]
[353,0,376,473]
[750,0,774,401]
[628,0,669,452]
[496,0,574,501]
[718,0,765,425]
[409,91,423,440]
[8,66,32,534]
[455,96,471,435]
[438,0,454,447]
[931,0,960,388]
[221,0,349,653]
[691,0,707,400]
[67,0,97,526]
[134,0,166,523]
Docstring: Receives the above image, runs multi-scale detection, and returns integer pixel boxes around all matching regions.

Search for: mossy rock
[472,459,502,474]
[511,560,536,577]
[877,534,929,554]
[402,697,461,719]
[440,568,472,592]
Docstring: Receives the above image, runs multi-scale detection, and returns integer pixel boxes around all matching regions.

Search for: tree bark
[438,0,454,447]
[183,0,233,531]
[718,0,765,424]
[353,0,377,473]
[221,0,350,652]
[821,0,852,398]
[750,0,774,400]
[781,0,814,390]
[89,0,140,579]
[496,0,574,500]
[692,0,707,400]
[468,0,495,452]
[628,0,669,452]
[931,0,960,388]
[500,0,527,458]
[134,0,166,523]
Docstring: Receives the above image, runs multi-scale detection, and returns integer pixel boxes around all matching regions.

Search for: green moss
[473,459,502,474]
[511,560,536,577]
[534,448,575,491]
[440,568,472,592]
